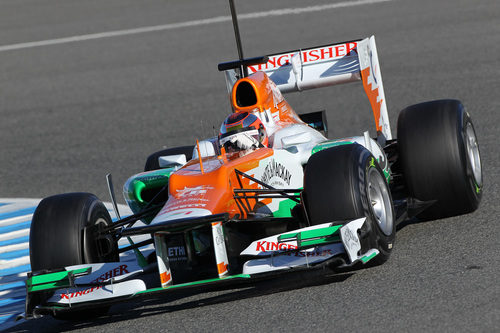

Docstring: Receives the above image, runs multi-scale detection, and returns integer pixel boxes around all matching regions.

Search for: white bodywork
[159,154,187,168]
[241,218,378,275]
[313,135,388,172]
[271,124,327,165]
[46,262,146,305]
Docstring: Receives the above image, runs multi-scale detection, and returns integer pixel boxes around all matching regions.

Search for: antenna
[217,1,268,75]
[228,0,247,77]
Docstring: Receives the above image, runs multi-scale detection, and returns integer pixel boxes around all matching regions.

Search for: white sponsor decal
[167,246,187,262]
[46,262,145,304]
[340,217,367,263]
[248,43,358,73]
[261,158,292,187]
[175,185,214,198]
[241,222,332,256]
[50,280,146,305]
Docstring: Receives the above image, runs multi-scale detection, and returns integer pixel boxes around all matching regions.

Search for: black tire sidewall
[29,193,117,272]
[82,198,119,264]
[304,144,395,262]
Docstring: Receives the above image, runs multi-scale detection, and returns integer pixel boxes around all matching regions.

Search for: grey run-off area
[0,0,498,331]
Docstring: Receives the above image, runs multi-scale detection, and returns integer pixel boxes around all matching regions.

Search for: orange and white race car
[25,2,482,320]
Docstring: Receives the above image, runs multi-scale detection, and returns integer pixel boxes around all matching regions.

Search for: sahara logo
[261,159,292,186]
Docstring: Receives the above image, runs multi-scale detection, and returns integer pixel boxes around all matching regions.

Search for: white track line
[0,0,392,52]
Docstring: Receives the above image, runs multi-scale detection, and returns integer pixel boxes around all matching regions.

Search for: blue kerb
[0,236,29,247]
[0,249,29,260]
[0,313,18,326]
[0,281,24,292]
[0,297,24,308]
[0,207,36,220]
[0,221,31,234]
[0,265,30,277]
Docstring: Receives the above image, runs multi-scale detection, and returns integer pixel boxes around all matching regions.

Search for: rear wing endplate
[220,36,392,140]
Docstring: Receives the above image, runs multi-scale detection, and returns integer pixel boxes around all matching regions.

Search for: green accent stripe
[135,274,251,295]
[127,236,148,268]
[272,199,298,218]
[27,267,91,293]
[278,225,342,247]
[361,251,378,263]
[311,141,353,154]
[299,236,341,247]
[28,280,70,292]
[279,225,342,240]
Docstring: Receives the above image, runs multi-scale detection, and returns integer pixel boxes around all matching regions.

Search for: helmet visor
[219,129,262,153]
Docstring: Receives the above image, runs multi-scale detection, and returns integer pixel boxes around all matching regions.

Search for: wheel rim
[92,217,115,261]
[465,123,482,187]
[368,168,393,236]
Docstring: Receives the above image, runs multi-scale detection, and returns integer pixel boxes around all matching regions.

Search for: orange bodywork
[154,71,305,222]
[230,71,304,133]
[360,67,384,134]
[156,148,273,220]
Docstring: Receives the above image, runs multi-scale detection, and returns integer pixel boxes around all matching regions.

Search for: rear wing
[220,36,392,140]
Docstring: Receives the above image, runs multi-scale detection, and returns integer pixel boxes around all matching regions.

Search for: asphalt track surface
[1,0,498,331]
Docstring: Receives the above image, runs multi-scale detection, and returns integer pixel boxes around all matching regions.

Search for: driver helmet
[219,112,268,153]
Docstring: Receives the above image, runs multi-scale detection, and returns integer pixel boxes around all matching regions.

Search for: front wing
[25,215,378,318]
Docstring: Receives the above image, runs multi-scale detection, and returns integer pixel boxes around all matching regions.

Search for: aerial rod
[228,0,248,77]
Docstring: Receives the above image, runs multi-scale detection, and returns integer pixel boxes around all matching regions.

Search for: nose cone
[151,158,234,223]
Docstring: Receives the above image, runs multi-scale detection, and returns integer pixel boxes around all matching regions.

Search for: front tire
[29,193,118,319]
[304,144,395,264]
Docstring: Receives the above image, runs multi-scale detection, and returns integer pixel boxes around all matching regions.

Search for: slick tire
[144,145,194,172]
[29,193,118,320]
[304,144,395,264]
[397,100,482,220]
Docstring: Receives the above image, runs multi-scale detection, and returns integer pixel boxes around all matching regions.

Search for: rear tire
[144,145,194,172]
[397,99,482,220]
[304,144,395,264]
[29,193,118,319]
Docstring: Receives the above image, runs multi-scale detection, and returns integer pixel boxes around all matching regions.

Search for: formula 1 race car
[24,2,482,320]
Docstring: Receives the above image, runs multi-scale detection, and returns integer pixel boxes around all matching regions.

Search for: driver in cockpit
[218,112,269,154]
